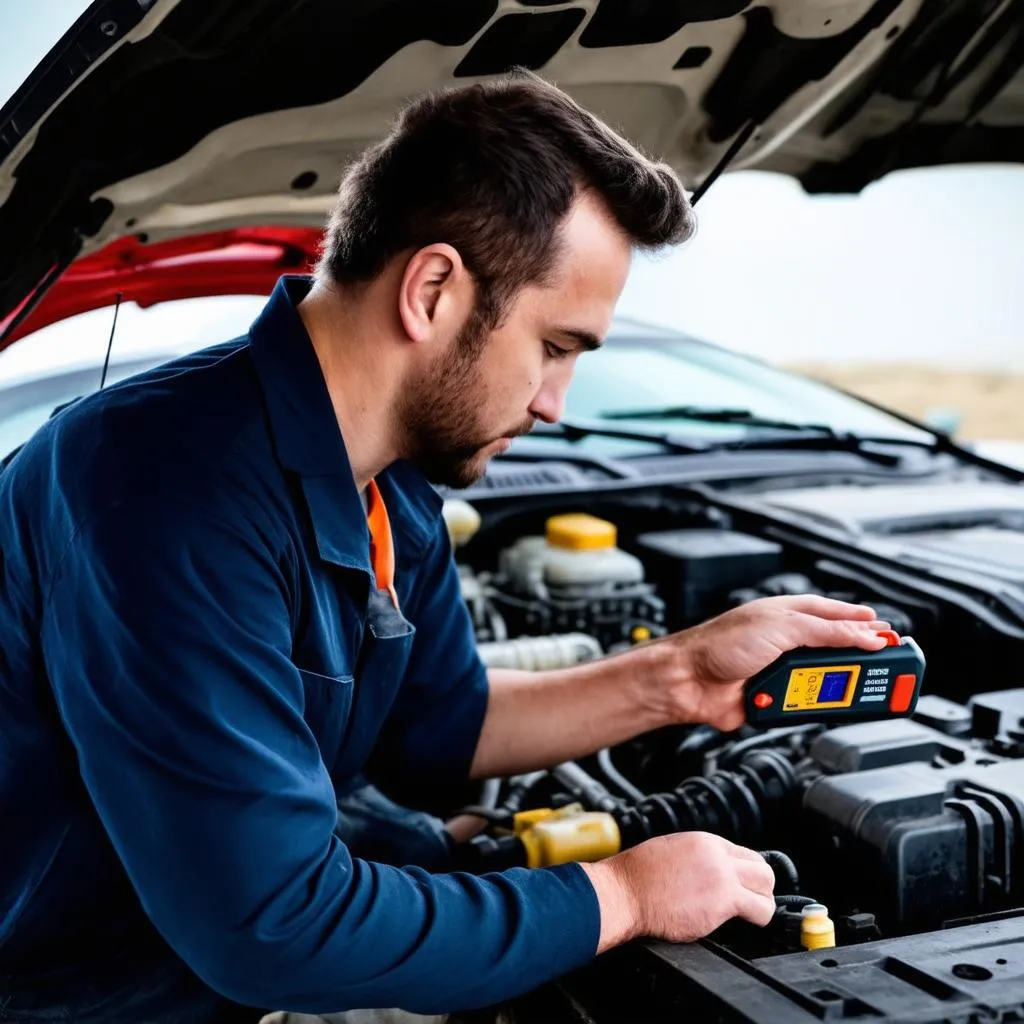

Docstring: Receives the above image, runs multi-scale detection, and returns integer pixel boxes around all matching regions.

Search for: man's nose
[528,380,568,425]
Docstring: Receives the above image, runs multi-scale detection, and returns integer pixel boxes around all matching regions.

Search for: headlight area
[441,496,1024,1024]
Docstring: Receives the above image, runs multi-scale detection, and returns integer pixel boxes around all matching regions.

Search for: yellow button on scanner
[545,513,617,551]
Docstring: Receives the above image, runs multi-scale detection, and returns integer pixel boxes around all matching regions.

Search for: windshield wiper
[599,405,839,434]
[599,406,948,466]
[529,416,707,453]
[532,417,938,469]
[719,432,947,467]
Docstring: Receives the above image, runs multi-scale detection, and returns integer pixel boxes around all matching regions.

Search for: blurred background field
[786,365,1024,440]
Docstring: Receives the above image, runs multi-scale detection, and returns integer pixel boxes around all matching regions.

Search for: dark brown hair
[317,70,695,326]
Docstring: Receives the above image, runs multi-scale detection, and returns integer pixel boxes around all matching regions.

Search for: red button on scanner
[890,673,917,713]
[753,692,774,709]
[877,629,901,647]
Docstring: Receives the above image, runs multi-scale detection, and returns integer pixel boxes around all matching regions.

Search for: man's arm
[469,595,893,779]
[43,493,601,1015]
[471,649,671,780]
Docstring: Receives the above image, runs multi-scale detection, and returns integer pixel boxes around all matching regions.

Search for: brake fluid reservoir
[542,514,644,589]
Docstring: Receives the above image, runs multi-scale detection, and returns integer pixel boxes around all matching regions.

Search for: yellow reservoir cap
[545,513,617,551]
[518,809,621,868]
[800,903,836,950]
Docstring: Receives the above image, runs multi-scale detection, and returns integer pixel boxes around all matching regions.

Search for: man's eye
[544,341,571,360]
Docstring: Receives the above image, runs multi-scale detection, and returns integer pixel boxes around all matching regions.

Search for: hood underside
[1,0,1023,335]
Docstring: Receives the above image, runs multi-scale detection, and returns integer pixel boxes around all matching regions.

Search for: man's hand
[645,595,892,732]
[581,833,776,952]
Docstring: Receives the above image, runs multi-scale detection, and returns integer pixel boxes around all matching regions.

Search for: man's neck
[297,279,404,490]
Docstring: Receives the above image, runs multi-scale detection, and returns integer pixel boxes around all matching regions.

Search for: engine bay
[440,485,1024,1023]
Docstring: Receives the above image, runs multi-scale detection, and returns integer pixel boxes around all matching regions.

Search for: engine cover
[804,708,1024,932]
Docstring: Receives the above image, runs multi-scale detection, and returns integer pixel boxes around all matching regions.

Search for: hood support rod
[689,120,759,206]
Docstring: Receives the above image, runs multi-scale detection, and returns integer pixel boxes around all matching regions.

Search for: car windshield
[564,324,924,440]
[0,297,928,461]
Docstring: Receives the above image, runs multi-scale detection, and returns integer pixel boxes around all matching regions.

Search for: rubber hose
[597,748,646,802]
[760,849,801,894]
[774,894,816,910]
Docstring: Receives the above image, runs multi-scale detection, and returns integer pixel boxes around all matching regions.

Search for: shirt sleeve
[41,495,600,1015]
[369,518,490,789]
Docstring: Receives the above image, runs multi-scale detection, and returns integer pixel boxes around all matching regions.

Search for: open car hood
[2,0,1023,343]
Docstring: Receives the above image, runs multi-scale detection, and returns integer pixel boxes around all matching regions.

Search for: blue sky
[2,1,1022,370]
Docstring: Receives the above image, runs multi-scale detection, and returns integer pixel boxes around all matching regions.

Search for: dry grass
[786,364,1024,440]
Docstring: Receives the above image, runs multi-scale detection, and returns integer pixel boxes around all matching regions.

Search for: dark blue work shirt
[0,276,599,1017]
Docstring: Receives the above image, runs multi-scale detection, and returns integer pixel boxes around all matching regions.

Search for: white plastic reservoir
[501,513,644,592]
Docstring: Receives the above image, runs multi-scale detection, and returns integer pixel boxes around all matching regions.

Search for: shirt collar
[248,275,440,570]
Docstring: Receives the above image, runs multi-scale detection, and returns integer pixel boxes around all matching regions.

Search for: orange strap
[366,479,399,608]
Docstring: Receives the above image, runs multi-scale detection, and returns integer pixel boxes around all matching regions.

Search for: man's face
[402,192,633,488]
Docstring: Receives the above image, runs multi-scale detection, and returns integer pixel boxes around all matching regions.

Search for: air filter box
[634,529,782,627]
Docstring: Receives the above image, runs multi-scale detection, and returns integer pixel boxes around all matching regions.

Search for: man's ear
[397,244,470,343]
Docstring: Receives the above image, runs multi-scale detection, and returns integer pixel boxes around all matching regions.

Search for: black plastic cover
[804,759,1024,931]
[526,915,1024,1023]
[810,718,943,773]
[634,529,782,626]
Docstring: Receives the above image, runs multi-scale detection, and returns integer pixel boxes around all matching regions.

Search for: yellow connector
[514,805,621,868]
[512,807,560,835]
[800,903,836,950]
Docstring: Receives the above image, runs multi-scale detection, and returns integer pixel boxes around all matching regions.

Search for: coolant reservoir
[542,514,644,589]
[442,499,481,548]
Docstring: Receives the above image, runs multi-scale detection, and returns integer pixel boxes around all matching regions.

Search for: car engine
[439,493,1024,1023]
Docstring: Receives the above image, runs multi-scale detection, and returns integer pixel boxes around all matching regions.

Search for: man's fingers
[776,595,877,621]
[708,706,745,733]
[727,843,768,864]
[736,858,776,898]
[803,616,890,651]
[733,888,776,928]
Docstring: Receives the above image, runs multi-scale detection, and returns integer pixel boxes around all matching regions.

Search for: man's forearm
[469,643,679,779]
[468,594,888,780]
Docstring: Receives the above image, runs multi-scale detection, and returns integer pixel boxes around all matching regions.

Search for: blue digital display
[817,671,851,703]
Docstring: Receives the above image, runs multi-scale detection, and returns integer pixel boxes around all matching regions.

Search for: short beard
[399,307,526,489]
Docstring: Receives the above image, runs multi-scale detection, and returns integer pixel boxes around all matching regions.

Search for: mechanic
[0,71,893,1024]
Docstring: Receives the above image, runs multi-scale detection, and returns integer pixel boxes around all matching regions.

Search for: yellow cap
[800,904,836,950]
[545,513,617,551]
[631,625,652,643]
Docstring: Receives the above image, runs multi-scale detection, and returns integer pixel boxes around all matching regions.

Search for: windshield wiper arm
[600,405,839,434]
[599,407,947,466]
[719,432,946,467]
[530,416,707,454]
[530,418,936,468]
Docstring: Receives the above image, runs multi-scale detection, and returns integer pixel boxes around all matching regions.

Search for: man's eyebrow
[555,327,603,352]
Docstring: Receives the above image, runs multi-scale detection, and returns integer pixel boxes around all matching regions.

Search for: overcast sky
[2,1,1022,372]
